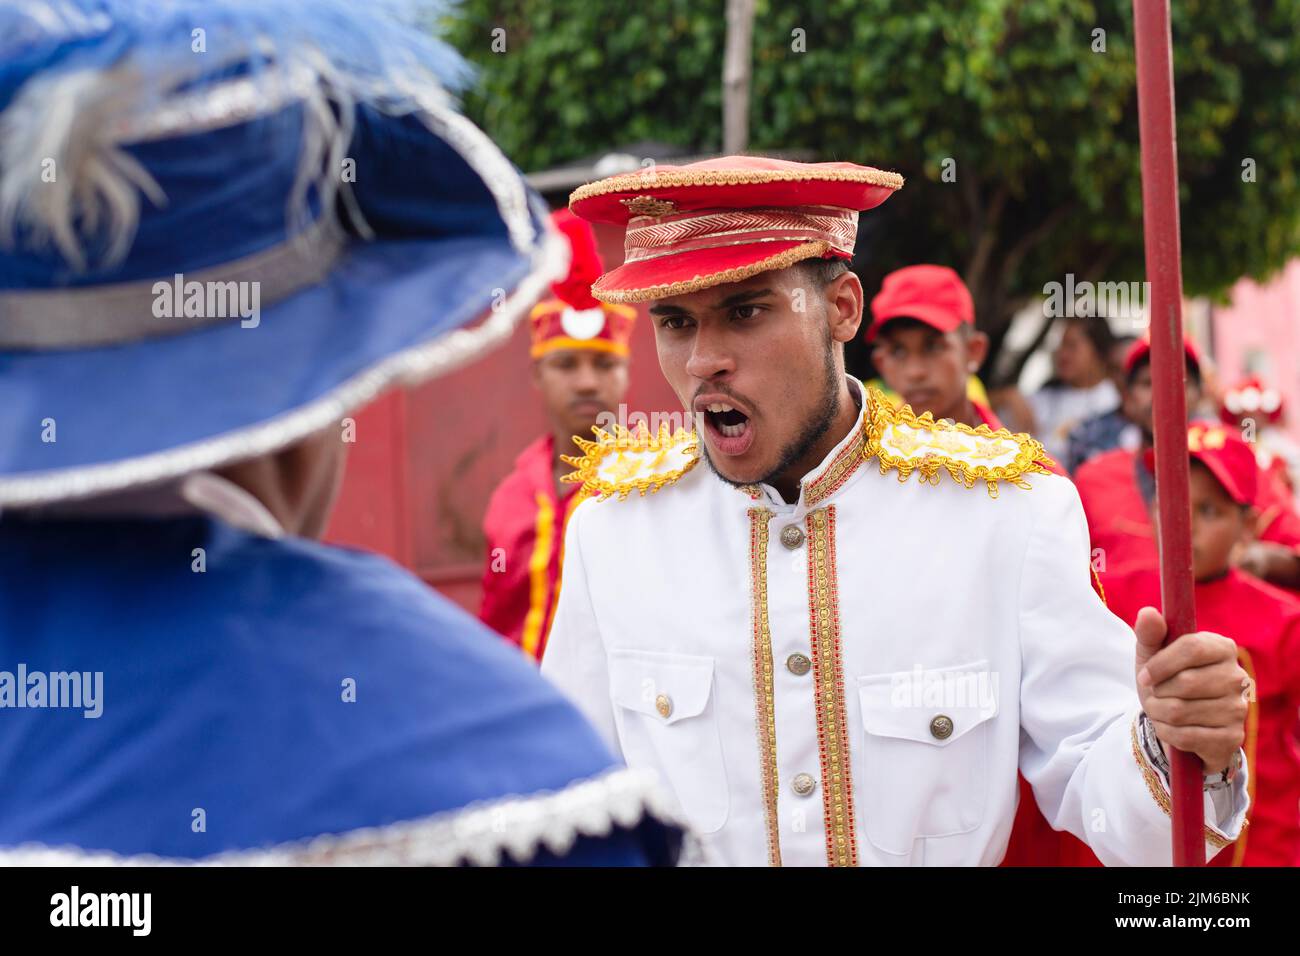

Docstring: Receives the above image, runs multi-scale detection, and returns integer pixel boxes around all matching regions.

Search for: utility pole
[723,0,755,154]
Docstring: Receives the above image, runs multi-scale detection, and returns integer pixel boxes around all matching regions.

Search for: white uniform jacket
[542,380,1248,866]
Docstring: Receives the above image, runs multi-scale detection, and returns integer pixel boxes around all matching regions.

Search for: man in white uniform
[542,156,1250,866]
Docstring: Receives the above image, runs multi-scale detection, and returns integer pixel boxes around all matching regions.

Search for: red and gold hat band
[623,205,859,265]
[529,299,636,358]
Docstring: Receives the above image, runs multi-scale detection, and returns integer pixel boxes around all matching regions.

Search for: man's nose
[684,326,735,380]
[900,354,929,381]
[571,362,601,392]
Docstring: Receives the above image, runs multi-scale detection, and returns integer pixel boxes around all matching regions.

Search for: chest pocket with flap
[608,648,728,833]
[856,659,999,856]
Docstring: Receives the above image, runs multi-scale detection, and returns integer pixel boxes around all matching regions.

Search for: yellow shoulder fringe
[561,421,700,500]
[559,387,1054,503]
[862,386,1056,498]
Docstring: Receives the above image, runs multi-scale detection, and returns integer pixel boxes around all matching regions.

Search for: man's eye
[732,305,760,320]
[661,316,692,331]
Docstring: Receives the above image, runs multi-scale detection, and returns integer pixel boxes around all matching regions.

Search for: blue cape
[0,515,679,866]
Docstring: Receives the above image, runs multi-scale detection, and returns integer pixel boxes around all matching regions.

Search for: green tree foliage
[445,0,1300,379]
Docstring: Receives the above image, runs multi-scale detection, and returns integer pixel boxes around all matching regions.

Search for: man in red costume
[479,210,635,660]
[1102,423,1300,866]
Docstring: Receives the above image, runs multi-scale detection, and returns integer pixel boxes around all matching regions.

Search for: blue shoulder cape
[0,515,680,866]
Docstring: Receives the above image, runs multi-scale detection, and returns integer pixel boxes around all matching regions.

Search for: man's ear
[965,329,990,371]
[1244,505,1263,542]
[529,359,543,391]
[827,270,864,344]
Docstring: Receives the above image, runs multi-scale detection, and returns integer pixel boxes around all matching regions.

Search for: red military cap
[568,155,903,303]
[1123,333,1202,375]
[530,208,636,359]
[866,264,974,343]
[1145,422,1259,506]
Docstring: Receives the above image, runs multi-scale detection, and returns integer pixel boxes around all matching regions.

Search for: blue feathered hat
[0,0,566,506]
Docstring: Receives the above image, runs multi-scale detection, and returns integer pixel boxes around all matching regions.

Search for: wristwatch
[1204,749,1243,791]
[1138,712,1241,791]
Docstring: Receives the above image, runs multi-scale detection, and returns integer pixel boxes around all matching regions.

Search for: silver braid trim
[0,767,686,867]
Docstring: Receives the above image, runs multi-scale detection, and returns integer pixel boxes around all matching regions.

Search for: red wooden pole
[1132,0,1204,866]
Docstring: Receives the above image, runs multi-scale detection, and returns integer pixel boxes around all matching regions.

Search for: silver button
[792,772,817,796]
[779,524,805,549]
[786,653,812,676]
[930,714,953,740]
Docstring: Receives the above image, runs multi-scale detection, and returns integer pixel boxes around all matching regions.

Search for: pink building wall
[1211,259,1300,445]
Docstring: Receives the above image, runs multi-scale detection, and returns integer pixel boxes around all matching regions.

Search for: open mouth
[902,389,936,409]
[705,403,749,437]
[700,401,755,456]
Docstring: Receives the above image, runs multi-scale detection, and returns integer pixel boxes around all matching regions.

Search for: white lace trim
[0,766,684,867]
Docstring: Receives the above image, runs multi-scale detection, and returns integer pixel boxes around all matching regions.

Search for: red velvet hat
[530,209,636,359]
[568,156,903,303]
[1144,422,1259,506]
[866,264,974,343]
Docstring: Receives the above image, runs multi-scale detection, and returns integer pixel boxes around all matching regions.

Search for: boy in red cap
[1075,338,1300,589]
[867,265,1002,429]
[1101,423,1300,865]
[479,209,636,660]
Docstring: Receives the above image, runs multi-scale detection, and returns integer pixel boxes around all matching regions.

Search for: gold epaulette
[561,422,700,500]
[862,385,1056,498]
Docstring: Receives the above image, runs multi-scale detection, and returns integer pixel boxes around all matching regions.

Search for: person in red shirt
[867,264,1095,865]
[479,210,635,660]
[1102,422,1300,866]
[1076,338,1300,589]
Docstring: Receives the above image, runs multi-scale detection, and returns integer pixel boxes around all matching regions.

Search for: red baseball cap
[866,265,974,343]
[569,155,903,304]
[1144,422,1258,506]
[1123,334,1202,376]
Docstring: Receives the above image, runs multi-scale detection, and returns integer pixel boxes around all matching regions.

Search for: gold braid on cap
[570,166,905,205]
[590,240,832,304]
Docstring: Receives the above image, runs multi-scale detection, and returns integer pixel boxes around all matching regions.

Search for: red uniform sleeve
[477,483,531,648]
